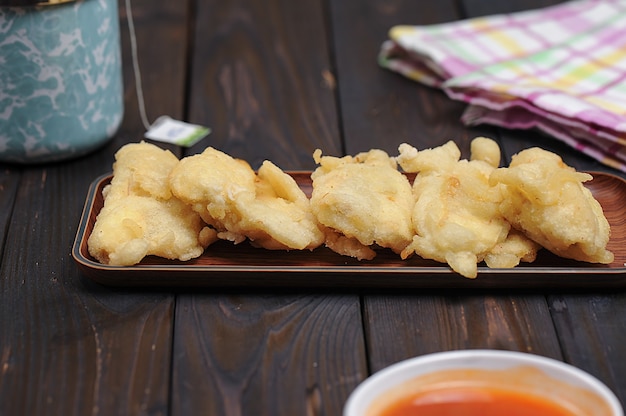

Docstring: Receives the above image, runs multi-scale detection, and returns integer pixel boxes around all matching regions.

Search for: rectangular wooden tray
[72,172,626,289]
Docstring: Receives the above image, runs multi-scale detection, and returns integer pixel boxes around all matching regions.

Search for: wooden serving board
[72,172,626,289]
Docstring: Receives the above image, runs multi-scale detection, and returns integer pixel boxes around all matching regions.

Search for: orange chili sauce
[378,385,577,416]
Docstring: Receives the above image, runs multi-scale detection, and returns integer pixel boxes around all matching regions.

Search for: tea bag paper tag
[144,116,211,147]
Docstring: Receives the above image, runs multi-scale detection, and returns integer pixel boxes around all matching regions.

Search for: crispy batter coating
[484,229,540,269]
[168,146,256,237]
[88,142,214,266]
[490,147,614,264]
[88,140,613,276]
[169,147,324,251]
[310,148,414,259]
[398,138,539,278]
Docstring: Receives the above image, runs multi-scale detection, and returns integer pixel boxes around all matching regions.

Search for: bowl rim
[343,349,623,416]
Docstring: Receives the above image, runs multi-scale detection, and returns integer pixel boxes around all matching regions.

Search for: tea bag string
[122,0,211,147]
[124,0,151,131]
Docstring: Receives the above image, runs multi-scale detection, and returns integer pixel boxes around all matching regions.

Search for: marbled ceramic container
[0,0,123,164]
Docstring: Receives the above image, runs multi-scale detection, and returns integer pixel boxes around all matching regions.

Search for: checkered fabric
[379,0,626,172]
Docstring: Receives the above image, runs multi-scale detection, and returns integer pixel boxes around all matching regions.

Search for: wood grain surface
[1,0,625,414]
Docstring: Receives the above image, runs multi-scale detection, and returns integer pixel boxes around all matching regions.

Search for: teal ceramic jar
[0,0,123,164]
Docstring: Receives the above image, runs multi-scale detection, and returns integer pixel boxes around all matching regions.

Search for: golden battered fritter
[88,142,214,266]
[398,138,539,278]
[169,147,325,251]
[310,148,414,260]
[490,147,613,264]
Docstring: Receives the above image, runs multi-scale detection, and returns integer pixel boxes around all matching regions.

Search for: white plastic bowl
[344,349,623,416]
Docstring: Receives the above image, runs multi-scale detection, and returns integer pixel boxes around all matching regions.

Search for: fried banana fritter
[397,138,539,278]
[88,142,214,266]
[310,148,414,260]
[169,147,324,251]
[88,139,613,278]
[490,147,614,264]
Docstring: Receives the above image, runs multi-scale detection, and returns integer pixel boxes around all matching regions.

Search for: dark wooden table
[2,0,626,414]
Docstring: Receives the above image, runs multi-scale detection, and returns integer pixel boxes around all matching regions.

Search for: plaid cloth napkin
[379,0,626,172]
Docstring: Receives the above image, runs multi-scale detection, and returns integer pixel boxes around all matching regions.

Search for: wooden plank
[330,0,500,159]
[0,167,20,256]
[0,0,189,413]
[548,294,626,405]
[170,0,364,415]
[183,0,341,170]
[330,0,566,379]
[172,293,366,416]
[363,292,564,372]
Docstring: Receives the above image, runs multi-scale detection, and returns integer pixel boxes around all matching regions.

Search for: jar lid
[0,0,77,6]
